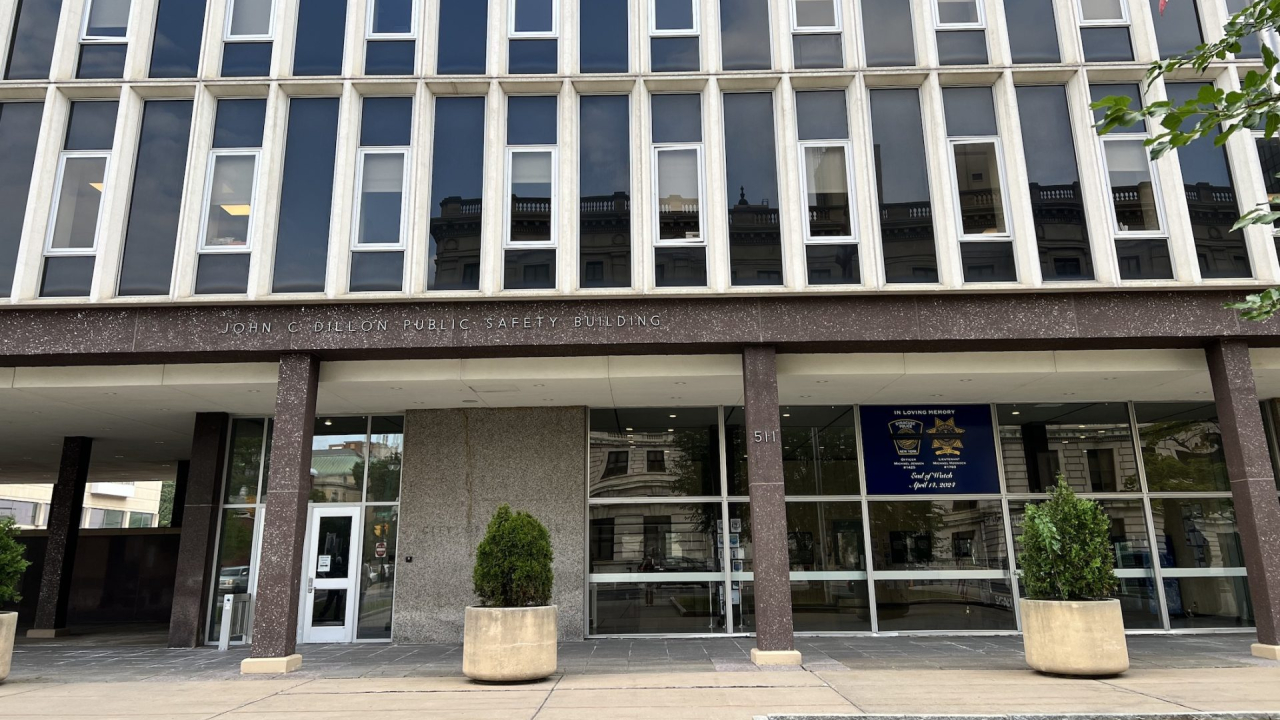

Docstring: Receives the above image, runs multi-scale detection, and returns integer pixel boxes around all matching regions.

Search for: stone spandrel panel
[395,407,586,643]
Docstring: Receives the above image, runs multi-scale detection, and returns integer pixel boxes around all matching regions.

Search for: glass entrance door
[302,507,361,643]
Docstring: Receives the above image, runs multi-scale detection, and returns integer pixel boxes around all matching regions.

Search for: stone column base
[241,654,303,674]
[26,628,69,639]
[1252,643,1280,661]
[750,648,803,666]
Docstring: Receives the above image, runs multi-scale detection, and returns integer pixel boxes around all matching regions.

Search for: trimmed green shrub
[1019,477,1118,602]
[0,517,30,605]
[473,505,553,607]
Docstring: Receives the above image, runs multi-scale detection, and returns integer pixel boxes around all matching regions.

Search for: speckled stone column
[29,437,92,636]
[742,346,796,659]
[1206,340,1280,652]
[169,460,191,528]
[168,414,230,648]
[247,354,319,666]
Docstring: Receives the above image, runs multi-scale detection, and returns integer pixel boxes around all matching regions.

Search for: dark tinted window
[5,0,62,80]
[793,35,842,69]
[222,42,273,76]
[77,44,127,79]
[294,0,347,75]
[504,250,555,290]
[581,0,628,73]
[1150,0,1202,60]
[507,96,558,145]
[580,95,631,288]
[272,98,341,293]
[213,99,267,148]
[437,0,487,73]
[41,256,95,298]
[365,40,415,74]
[350,251,403,292]
[1226,0,1261,58]
[961,242,1017,282]
[1115,239,1173,280]
[720,0,772,70]
[66,101,119,150]
[1166,83,1251,279]
[1016,86,1092,281]
[1004,0,1059,63]
[361,97,413,146]
[870,89,937,283]
[651,37,700,72]
[936,30,988,65]
[655,247,707,287]
[1081,27,1133,62]
[371,0,413,33]
[0,102,44,297]
[724,93,782,286]
[1090,83,1147,133]
[651,94,701,143]
[195,254,250,295]
[796,91,848,141]
[150,0,206,78]
[806,245,859,285]
[509,39,558,74]
[942,87,997,136]
[118,101,194,297]
[428,97,485,291]
[862,0,915,66]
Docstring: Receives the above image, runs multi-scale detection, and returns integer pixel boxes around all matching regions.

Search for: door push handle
[307,577,314,594]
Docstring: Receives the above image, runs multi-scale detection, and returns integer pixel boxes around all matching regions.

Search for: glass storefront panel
[590,503,723,574]
[785,502,865,572]
[209,507,256,642]
[1165,576,1254,629]
[366,416,404,503]
[1135,403,1229,492]
[792,580,872,632]
[589,408,722,498]
[357,505,398,640]
[589,581,726,634]
[780,406,861,496]
[875,579,1017,631]
[225,418,266,504]
[311,416,370,503]
[1151,498,1244,569]
[868,500,1009,571]
[997,403,1140,493]
[729,502,754,574]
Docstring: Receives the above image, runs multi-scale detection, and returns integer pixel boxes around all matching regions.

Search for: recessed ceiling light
[324,419,333,426]
[959,379,972,383]
[783,413,791,418]
[625,427,634,431]
[674,382,687,386]
[247,390,260,394]
[931,394,944,398]
[463,400,479,404]
[533,384,545,388]
[669,414,678,418]
[155,441,164,444]
[667,428,674,432]
[389,387,403,391]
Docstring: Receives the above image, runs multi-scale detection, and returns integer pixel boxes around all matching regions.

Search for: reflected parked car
[219,566,250,594]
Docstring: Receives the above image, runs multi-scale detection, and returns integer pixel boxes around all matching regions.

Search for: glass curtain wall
[587,402,1260,636]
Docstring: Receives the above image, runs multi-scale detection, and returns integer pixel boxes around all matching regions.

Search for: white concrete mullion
[912,0,937,69]
[122,0,158,81]
[172,86,217,300]
[839,0,859,69]
[1056,0,1085,65]
[559,80,577,291]
[273,0,300,79]
[479,80,505,294]
[920,74,962,288]
[0,1,17,75]
[775,75,805,289]
[409,82,432,294]
[1217,67,1279,283]
[491,0,508,78]
[201,0,229,81]
[91,87,145,302]
[1197,0,1228,45]
[561,0,577,75]
[771,0,793,72]
[628,0,641,74]
[634,80,653,291]
[10,89,68,301]
[849,74,882,288]
[48,0,83,81]
[1067,68,1122,286]
[1128,0,1159,64]
[703,0,721,73]
[704,78,730,292]
[1145,76,1200,283]
[248,84,290,299]
[421,0,440,75]
[347,0,367,76]
[994,71,1040,287]
[982,0,1010,68]
[327,84,360,297]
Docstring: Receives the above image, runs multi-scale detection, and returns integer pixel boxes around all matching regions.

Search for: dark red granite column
[1206,340,1280,657]
[243,354,318,673]
[168,414,230,648]
[28,437,92,638]
[742,346,799,663]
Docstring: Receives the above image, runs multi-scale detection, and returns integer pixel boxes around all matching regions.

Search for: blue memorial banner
[859,405,1001,495]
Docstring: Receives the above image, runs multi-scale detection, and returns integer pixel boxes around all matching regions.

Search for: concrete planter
[1021,598,1129,677]
[0,611,16,683]
[463,605,557,682]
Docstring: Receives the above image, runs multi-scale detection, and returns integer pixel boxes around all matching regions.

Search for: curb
[756,714,1280,720]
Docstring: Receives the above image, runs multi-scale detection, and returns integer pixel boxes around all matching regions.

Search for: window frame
[931,0,985,30]
[650,0,700,37]
[79,0,131,43]
[366,0,419,39]
[790,0,841,33]
[1075,0,1129,28]
[508,0,560,39]
[504,146,560,249]
[1251,130,1280,238]
[946,136,1013,241]
[198,148,262,254]
[352,147,412,251]
[797,139,857,245]
[44,150,112,257]
[651,144,707,247]
[1098,134,1168,239]
[224,0,276,42]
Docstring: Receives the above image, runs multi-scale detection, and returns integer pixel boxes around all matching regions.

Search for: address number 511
[752,430,778,444]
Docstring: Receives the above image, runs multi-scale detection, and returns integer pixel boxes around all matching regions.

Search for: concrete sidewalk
[1,666,1279,719]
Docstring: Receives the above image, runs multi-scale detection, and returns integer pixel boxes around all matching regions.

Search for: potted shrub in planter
[1019,478,1128,676]
[0,517,31,683]
[464,505,556,682]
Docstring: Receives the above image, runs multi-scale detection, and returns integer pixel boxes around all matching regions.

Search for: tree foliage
[1095,0,1280,320]
[473,504,554,608]
[1019,478,1118,602]
[0,517,31,605]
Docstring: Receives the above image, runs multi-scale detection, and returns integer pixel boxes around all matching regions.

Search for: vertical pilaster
[168,413,230,648]
[1205,340,1280,658]
[741,346,799,665]
[242,354,318,674]
[28,437,92,638]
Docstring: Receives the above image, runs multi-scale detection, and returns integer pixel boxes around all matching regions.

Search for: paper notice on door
[318,555,332,572]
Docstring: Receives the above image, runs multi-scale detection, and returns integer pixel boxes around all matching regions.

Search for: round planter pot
[1022,598,1129,677]
[0,611,16,683]
[463,605,557,682]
